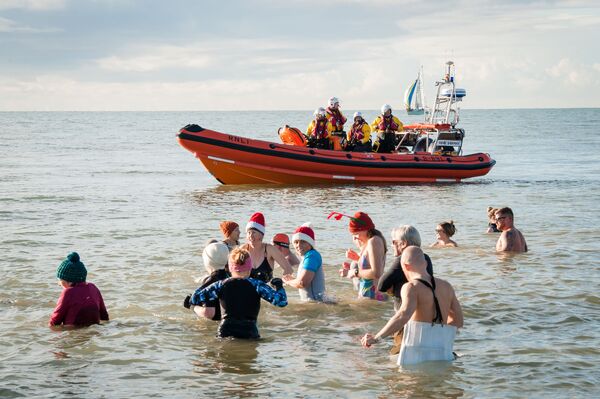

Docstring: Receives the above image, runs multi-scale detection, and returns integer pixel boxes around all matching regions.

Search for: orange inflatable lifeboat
[278,125,307,146]
[177,124,496,185]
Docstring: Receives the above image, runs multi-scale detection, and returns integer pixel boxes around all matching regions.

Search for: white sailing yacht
[404,67,426,115]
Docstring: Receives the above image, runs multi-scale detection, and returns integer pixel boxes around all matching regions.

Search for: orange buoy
[278,125,307,146]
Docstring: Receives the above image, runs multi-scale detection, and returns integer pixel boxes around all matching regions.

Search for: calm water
[1,109,599,398]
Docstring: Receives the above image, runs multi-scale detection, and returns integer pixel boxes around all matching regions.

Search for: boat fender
[278,125,307,146]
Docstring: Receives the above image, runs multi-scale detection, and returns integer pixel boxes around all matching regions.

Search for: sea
[1,109,599,398]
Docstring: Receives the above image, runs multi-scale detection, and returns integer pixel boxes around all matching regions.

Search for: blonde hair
[229,247,251,266]
[439,220,456,237]
[487,207,498,218]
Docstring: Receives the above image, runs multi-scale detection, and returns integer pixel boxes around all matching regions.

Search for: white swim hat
[202,242,229,273]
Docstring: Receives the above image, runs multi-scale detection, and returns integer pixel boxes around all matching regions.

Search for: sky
[0,0,599,111]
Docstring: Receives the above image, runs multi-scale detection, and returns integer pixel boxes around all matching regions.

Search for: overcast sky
[1,0,599,111]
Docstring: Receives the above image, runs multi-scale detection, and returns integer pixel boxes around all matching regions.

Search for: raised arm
[190,281,222,306]
[268,244,293,274]
[283,268,314,289]
[252,280,288,307]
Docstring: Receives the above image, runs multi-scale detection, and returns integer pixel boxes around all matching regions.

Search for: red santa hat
[246,212,266,235]
[292,223,315,248]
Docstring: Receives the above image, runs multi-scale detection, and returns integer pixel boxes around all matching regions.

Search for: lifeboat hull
[177,125,496,185]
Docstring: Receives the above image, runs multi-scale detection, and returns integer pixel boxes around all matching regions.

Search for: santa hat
[292,223,315,248]
[246,212,266,235]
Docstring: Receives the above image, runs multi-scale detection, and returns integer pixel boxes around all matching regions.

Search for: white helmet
[381,104,392,114]
[328,97,340,107]
[353,111,363,120]
[314,107,326,118]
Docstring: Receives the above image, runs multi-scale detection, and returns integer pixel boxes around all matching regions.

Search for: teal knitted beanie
[56,252,87,283]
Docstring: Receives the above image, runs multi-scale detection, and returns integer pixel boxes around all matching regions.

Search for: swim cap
[272,233,290,248]
[202,242,229,273]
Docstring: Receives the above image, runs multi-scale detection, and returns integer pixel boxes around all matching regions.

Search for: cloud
[0,0,65,10]
[0,16,60,32]
[96,46,212,72]
[546,58,600,86]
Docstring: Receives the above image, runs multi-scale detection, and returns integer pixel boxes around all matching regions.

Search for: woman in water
[185,247,288,339]
[486,207,500,233]
[243,212,293,282]
[339,212,387,301]
[430,221,458,248]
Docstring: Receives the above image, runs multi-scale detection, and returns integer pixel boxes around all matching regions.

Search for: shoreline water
[1,109,599,398]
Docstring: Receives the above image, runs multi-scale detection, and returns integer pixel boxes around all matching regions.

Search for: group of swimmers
[306,97,404,153]
[49,206,527,366]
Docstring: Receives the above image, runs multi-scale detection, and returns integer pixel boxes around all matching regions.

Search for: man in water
[495,207,528,253]
[361,246,463,366]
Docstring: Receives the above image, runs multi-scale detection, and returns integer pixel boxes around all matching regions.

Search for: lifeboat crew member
[306,107,333,150]
[185,247,288,339]
[345,111,372,152]
[371,104,403,153]
[325,96,347,133]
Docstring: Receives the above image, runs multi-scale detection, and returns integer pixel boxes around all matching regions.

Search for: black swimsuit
[416,277,444,325]
[250,245,273,282]
[217,278,263,339]
[488,223,500,233]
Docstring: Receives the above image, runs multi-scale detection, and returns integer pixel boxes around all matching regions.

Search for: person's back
[398,273,462,366]
[360,246,462,366]
[49,253,109,327]
[51,282,108,326]
[219,278,262,321]
[409,277,457,325]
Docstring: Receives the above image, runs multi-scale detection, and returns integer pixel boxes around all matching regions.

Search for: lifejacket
[313,119,329,140]
[326,107,346,131]
[377,115,399,132]
[349,121,366,143]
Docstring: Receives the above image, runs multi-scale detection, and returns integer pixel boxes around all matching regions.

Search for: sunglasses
[274,241,289,248]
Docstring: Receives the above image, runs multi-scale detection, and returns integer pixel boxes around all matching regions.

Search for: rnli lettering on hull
[228,135,251,145]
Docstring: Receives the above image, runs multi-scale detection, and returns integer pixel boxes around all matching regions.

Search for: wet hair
[391,225,421,247]
[439,221,456,237]
[367,228,388,253]
[230,247,251,266]
[495,207,514,218]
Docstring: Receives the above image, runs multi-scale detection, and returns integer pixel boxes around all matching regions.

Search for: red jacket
[49,282,109,326]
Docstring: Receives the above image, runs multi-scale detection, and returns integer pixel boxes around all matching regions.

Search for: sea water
[0,109,599,398]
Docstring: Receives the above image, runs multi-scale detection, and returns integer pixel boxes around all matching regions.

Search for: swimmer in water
[185,247,287,339]
[495,207,528,253]
[430,221,458,248]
